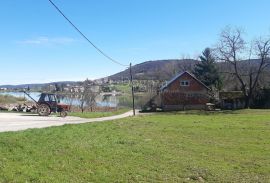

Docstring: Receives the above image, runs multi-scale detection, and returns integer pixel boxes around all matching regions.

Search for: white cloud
[17,36,76,45]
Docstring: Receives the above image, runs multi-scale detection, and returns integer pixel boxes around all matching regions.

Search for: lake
[0,92,119,107]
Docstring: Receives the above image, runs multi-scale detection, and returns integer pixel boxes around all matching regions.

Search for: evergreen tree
[193,48,222,89]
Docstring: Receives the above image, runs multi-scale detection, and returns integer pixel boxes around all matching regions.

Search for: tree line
[193,26,270,108]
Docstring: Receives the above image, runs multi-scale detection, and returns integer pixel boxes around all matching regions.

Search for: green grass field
[0,109,269,182]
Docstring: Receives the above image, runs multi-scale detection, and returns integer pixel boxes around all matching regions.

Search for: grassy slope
[112,84,130,93]
[69,108,130,118]
[0,110,269,182]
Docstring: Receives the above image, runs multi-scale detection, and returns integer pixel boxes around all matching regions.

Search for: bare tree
[164,61,178,78]
[86,89,98,112]
[178,59,196,72]
[64,93,74,111]
[79,79,98,113]
[79,80,88,113]
[250,38,270,96]
[216,26,270,108]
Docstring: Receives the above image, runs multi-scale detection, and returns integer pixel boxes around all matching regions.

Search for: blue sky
[0,0,269,85]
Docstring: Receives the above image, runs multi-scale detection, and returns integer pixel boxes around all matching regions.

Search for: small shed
[219,91,245,109]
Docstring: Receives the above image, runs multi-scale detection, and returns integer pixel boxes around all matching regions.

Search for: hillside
[109,59,198,81]
[0,81,78,90]
[108,59,270,90]
[2,59,269,90]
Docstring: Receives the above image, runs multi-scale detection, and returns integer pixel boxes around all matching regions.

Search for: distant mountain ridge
[109,59,199,81]
[1,59,269,90]
[108,59,270,90]
[0,81,78,89]
[109,59,270,81]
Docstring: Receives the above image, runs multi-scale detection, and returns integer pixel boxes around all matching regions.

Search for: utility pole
[129,63,135,116]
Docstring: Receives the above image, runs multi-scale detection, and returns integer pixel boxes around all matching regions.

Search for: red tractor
[24,92,70,117]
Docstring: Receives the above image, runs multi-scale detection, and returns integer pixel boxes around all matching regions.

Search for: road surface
[0,110,138,133]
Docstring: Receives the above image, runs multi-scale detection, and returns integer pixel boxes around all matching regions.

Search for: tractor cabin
[160,71,211,111]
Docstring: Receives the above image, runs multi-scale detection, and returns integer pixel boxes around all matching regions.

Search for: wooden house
[160,71,211,111]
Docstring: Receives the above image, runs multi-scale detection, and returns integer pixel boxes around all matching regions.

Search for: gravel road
[0,110,137,133]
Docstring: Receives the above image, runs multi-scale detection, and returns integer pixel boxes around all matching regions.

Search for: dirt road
[0,110,137,133]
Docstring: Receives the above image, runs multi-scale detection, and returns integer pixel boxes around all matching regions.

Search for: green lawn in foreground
[69,108,130,118]
[0,109,269,182]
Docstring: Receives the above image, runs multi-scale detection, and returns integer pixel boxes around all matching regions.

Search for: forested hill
[109,59,199,81]
[109,59,270,79]
[108,59,270,90]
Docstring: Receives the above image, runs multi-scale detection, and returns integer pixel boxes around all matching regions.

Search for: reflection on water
[0,91,149,108]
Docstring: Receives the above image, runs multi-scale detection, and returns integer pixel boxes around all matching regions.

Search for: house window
[180,80,190,86]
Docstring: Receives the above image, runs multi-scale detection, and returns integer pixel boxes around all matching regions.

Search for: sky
[0,0,270,85]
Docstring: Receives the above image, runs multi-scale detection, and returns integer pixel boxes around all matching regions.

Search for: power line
[48,0,128,67]
[48,0,135,114]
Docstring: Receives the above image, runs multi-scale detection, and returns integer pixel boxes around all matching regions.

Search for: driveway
[0,110,138,133]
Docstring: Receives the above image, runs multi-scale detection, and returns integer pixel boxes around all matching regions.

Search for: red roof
[160,71,211,91]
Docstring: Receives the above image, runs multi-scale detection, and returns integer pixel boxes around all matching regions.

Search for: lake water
[0,92,119,107]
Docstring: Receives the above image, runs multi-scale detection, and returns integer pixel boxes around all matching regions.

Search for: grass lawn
[69,108,130,118]
[0,109,269,182]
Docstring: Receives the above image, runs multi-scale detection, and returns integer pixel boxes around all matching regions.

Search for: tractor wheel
[37,104,51,116]
[60,111,67,118]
